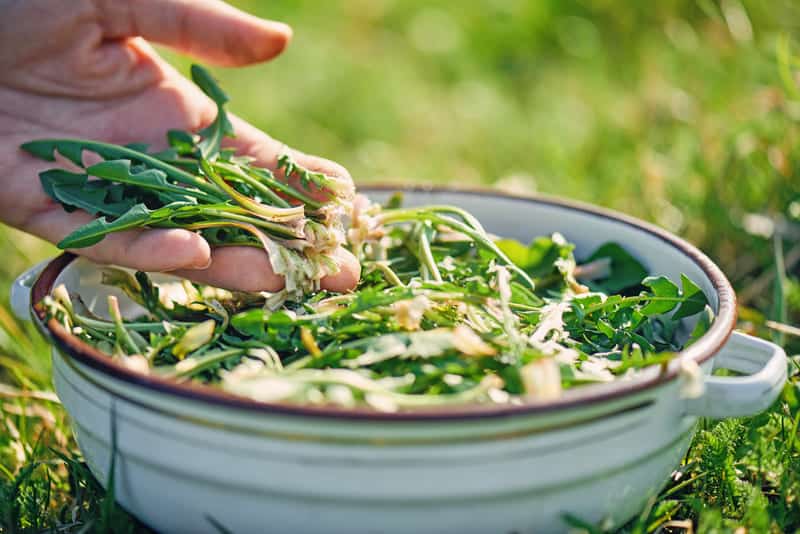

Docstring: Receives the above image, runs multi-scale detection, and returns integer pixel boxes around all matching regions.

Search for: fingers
[25,209,212,272]
[27,206,360,293]
[173,246,361,293]
[225,115,355,203]
[96,0,292,67]
[172,246,283,292]
[320,247,362,293]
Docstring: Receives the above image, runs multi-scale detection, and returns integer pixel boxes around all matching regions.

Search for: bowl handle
[686,331,787,419]
[10,260,50,321]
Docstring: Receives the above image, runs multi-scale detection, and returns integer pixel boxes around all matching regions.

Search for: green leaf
[53,184,124,216]
[124,142,149,153]
[585,242,648,292]
[495,236,571,278]
[191,65,235,159]
[40,170,136,216]
[494,239,529,267]
[39,169,86,198]
[191,65,229,106]
[509,281,544,307]
[597,319,616,338]
[231,309,267,337]
[167,130,198,155]
[21,139,84,166]
[86,159,196,203]
[57,203,177,249]
[22,138,224,200]
[673,273,709,320]
[526,236,572,277]
[641,275,680,315]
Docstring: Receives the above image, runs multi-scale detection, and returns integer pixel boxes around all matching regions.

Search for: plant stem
[212,162,291,208]
[164,347,246,380]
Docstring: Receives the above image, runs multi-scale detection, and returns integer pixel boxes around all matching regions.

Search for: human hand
[0,0,360,292]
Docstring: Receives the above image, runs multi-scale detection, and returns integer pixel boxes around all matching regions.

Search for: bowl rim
[31,185,737,421]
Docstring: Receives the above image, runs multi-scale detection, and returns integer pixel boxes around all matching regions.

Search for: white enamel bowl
[13,187,786,534]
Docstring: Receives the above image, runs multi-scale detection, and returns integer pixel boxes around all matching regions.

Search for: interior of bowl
[35,187,737,419]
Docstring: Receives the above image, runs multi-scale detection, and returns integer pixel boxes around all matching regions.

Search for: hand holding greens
[22,65,353,298]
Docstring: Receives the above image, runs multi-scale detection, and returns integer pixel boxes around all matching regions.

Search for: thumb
[97,0,292,66]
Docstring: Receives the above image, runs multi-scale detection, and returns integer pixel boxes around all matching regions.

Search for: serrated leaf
[21,139,222,200]
[87,159,201,205]
[51,184,120,216]
[22,139,85,166]
[39,169,86,198]
[641,275,680,315]
[57,203,178,249]
[673,273,709,320]
[88,159,167,189]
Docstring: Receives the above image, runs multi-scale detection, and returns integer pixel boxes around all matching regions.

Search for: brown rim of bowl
[31,185,737,421]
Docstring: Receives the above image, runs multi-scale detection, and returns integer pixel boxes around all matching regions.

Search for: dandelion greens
[32,65,713,412]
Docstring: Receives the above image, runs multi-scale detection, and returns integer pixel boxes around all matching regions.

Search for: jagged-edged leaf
[22,139,223,200]
[53,184,118,216]
[22,139,85,166]
[641,276,680,315]
[87,159,203,205]
[22,139,140,169]
[88,160,174,192]
[673,274,709,320]
[57,203,181,249]
[39,169,87,198]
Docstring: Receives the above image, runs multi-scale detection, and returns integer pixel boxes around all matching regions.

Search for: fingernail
[192,257,213,270]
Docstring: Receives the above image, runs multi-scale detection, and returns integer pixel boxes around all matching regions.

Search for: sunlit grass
[1,0,799,531]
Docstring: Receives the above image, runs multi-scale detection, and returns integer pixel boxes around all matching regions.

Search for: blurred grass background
[2,0,800,531]
[163,0,800,293]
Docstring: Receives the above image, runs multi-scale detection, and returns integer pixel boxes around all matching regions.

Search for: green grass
[1,0,799,532]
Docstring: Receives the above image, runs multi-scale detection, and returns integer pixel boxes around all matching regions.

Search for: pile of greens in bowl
[31,66,713,412]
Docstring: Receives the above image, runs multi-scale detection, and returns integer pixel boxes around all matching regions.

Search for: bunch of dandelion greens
[21,65,354,299]
[41,191,713,412]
